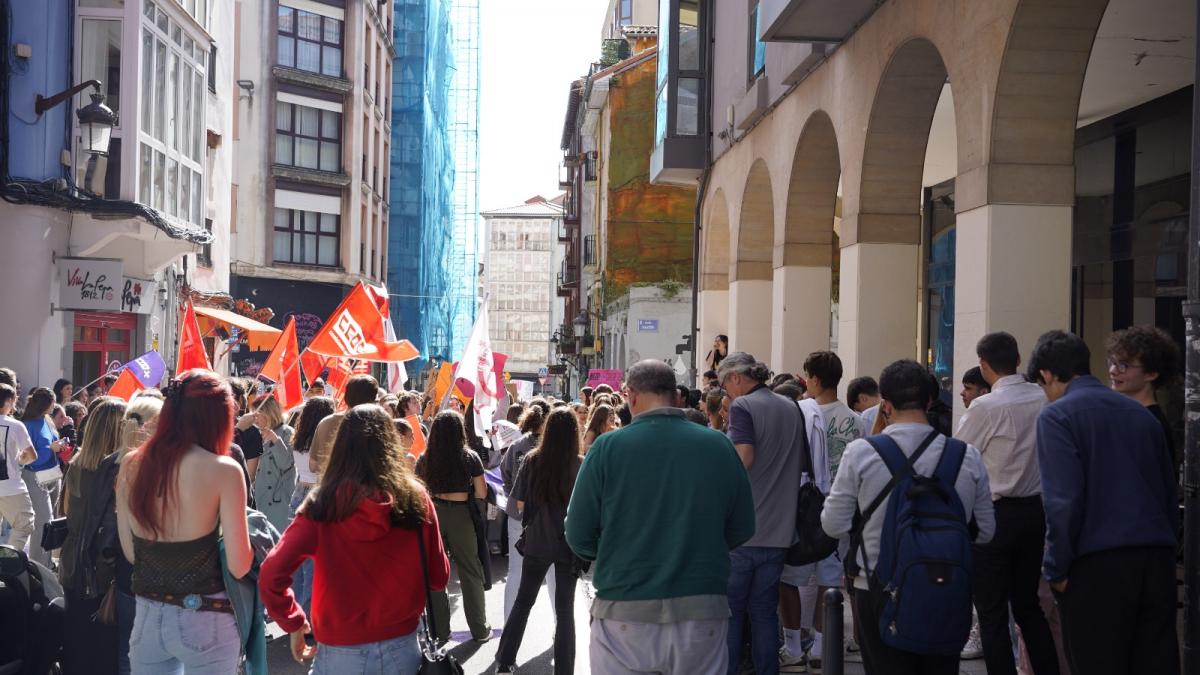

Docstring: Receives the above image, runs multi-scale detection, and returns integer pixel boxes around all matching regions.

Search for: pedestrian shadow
[462,646,554,675]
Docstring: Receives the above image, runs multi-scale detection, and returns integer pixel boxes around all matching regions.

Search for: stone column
[728,279,774,362]
[952,203,1072,417]
[698,289,729,363]
[771,265,832,374]
[837,242,920,398]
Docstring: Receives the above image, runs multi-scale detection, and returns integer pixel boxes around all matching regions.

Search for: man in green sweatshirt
[566,359,756,674]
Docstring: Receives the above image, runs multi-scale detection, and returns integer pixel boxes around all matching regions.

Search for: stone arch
[779,110,841,267]
[702,188,730,292]
[734,159,775,281]
[988,0,1110,206]
[852,38,951,245]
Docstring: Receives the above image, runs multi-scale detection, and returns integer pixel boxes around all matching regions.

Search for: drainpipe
[688,0,717,388]
[1182,1,1200,671]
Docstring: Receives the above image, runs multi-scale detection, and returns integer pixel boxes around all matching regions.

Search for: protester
[706,334,730,371]
[0,383,37,554]
[954,332,1058,675]
[579,386,594,408]
[1028,330,1179,675]
[285,396,335,618]
[1106,325,1181,471]
[59,397,125,674]
[230,379,265,480]
[309,375,380,478]
[683,408,710,426]
[960,366,991,409]
[252,396,296,534]
[582,403,616,452]
[260,404,450,674]
[305,379,326,400]
[705,388,728,431]
[615,402,632,427]
[20,386,64,565]
[500,403,551,620]
[719,352,809,675]
[569,401,588,428]
[53,378,74,405]
[496,408,584,674]
[703,370,719,390]
[786,351,864,670]
[415,411,491,642]
[846,376,880,415]
[115,370,253,673]
[822,359,994,675]
[566,359,755,674]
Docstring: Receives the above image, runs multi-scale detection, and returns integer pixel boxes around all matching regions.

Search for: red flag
[300,350,328,386]
[307,283,419,363]
[177,301,212,373]
[261,318,303,409]
[107,368,143,401]
[327,358,353,407]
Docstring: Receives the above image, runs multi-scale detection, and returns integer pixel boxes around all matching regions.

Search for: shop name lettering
[122,280,145,312]
[66,268,115,302]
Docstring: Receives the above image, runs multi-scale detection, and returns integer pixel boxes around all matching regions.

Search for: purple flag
[123,351,167,388]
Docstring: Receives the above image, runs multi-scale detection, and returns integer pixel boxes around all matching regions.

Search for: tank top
[130,527,224,596]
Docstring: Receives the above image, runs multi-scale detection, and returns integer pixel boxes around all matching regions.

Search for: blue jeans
[128,595,241,674]
[727,546,787,675]
[290,484,315,617]
[311,631,420,675]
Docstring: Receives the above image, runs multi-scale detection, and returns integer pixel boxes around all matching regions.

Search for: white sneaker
[845,637,862,662]
[779,646,808,673]
[960,624,984,660]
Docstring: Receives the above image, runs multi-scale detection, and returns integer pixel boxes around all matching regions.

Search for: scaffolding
[448,0,481,358]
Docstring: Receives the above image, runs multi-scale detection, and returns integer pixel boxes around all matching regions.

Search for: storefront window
[924,182,955,397]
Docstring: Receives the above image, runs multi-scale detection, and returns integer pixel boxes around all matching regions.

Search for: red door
[73,312,136,388]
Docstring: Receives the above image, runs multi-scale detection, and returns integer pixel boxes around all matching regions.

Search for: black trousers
[496,553,577,674]
[851,585,960,675]
[62,589,118,675]
[1053,546,1179,675]
[971,496,1059,675]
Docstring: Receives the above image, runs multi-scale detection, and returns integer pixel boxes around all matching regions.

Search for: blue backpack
[855,431,973,656]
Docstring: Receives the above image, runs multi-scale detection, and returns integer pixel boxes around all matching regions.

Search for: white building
[0,0,237,387]
[480,197,565,380]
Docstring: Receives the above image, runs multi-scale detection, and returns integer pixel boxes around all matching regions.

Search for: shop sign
[120,277,159,315]
[57,257,121,312]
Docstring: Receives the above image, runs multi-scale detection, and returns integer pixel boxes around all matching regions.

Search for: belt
[433,497,469,505]
[139,592,234,614]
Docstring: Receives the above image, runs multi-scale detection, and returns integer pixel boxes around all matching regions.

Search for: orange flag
[177,301,211,373]
[107,368,143,401]
[327,358,353,407]
[300,350,328,386]
[307,283,419,363]
[405,414,427,457]
[261,317,303,410]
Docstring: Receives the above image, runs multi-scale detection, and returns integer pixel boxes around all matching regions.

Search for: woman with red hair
[116,370,253,673]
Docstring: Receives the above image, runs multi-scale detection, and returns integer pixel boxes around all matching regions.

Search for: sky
[478,0,611,212]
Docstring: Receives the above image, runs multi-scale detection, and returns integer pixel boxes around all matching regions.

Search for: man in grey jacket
[822,359,994,675]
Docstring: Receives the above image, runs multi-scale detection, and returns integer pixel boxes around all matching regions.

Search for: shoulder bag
[416,524,464,675]
[785,401,839,566]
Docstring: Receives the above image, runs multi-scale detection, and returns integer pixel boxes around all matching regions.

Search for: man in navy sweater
[1027,330,1179,675]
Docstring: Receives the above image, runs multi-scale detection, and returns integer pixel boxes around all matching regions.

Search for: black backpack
[785,401,838,566]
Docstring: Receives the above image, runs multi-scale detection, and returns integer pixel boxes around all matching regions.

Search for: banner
[586,369,624,390]
[58,257,121,312]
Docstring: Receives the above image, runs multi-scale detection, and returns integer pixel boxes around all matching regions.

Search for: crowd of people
[0,323,1185,675]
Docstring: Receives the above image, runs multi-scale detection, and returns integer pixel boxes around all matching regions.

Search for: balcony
[557,260,579,297]
[759,0,879,43]
[272,65,353,95]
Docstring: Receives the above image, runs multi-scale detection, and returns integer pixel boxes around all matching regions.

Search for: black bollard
[823,588,845,675]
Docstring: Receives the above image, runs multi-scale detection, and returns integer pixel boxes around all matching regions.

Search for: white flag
[452,297,496,437]
[383,313,408,393]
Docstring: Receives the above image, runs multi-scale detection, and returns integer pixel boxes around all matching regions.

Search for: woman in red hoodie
[259,404,450,674]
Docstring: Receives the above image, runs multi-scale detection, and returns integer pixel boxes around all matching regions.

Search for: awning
[193,306,282,351]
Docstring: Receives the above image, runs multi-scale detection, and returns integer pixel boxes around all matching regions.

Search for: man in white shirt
[822,359,993,675]
[0,383,37,553]
[955,332,1059,675]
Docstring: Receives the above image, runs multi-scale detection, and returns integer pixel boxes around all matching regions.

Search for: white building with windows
[0,0,236,387]
[480,197,565,379]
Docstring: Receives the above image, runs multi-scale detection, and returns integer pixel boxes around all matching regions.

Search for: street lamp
[35,79,117,156]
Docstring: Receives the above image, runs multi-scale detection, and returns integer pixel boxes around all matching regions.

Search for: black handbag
[40,517,68,552]
[416,525,464,675]
[785,402,839,566]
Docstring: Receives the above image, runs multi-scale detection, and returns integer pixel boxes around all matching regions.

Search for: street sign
[537,366,549,385]
[638,319,659,333]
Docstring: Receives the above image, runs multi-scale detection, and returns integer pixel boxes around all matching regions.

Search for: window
[75,18,122,195]
[198,218,214,266]
[208,43,217,92]
[275,102,341,172]
[273,207,340,267]
[655,0,704,143]
[138,1,206,226]
[278,6,343,78]
[749,3,766,79]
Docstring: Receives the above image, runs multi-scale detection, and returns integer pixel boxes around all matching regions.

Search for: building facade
[230,0,393,372]
[0,0,236,387]
[448,0,481,359]
[557,28,697,392]
[655,0,1195,420]
[480,197,564,380]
